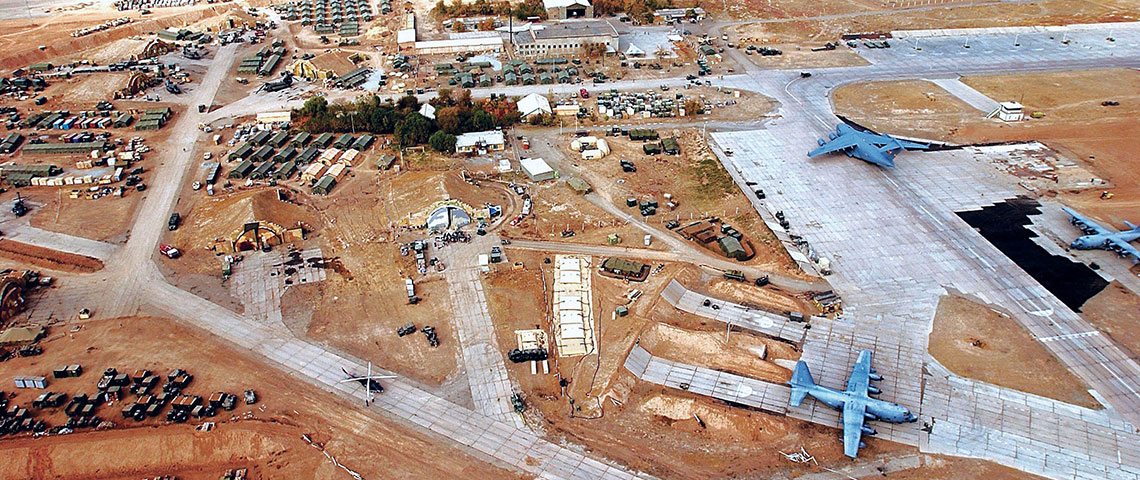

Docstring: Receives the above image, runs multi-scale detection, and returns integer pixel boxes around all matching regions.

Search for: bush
[429,130,457,153]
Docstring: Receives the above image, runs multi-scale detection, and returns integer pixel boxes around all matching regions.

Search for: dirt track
[832,70,1140,226]
[0,4,236,70]
[0,239,103,272]
[0,316,524,479]
[929,295,1101,409]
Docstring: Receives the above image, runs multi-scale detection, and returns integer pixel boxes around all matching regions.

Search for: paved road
[437,237,527,429]
[703,23,1140,480]
[2,223,117,261]
[507,239,831,292]
[14,18,1140,480]
[27,40,650,478]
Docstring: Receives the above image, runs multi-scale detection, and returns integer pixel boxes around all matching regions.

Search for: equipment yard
[2,0,1140,478]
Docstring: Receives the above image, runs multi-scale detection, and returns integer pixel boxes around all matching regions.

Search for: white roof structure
[456,130,505,149]
[520,157,554,181]
[517,93,552,118]
[496,23,545,34]
[413,37,503,52]
[552,255,595,357]
[419,103,436,119]
[256,111,291,124]
[397,28,416,44]
[543,0,590,8]
[427,205,472,232]
[624,43,645,56]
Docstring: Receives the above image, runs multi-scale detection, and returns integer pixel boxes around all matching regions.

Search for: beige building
[512,20,618,57]
[289,51,359,81]
[543,0,592,20]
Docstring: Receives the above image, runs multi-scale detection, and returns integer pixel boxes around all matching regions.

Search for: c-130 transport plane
[788,350,917,458]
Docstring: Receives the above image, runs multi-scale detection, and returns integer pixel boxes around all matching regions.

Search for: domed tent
[427,205,472,232]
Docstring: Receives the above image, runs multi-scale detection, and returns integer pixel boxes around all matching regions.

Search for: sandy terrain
[961,70,1140,224]
[639,322,795,382]
[832,79,979,140]
[561,128,806,277]
[928,295,1101,409]
[166,188,321,274]
[0,239,103,272]
[833,70,1140,226]
[1080,281,1140,360]
[0,316,523,479]
[704,275,818,314]
[498,175,670,250]
[480,250,893,478]
[883,453,1048,480]
[0,3,237,70]
[718,0,1138,40]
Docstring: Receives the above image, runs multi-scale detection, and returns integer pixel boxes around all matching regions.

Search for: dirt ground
[883,453,1048,480]
[4,103,183,243]
[167,167,515,389]
[929,295,1101,409]
[639,322,795,382]
[570,86,775,126]
[713,0,1138,40]
[280,172,468,389]
[0,239,103,273]
[1079,281,1140,361]
[166,188,321,275]
[960,70,1140,224]
[0,3,238,71]
[832,79,979,141]
[559,128,807,277]
[0,316,523,479]
[833,70,1140,227]
[481,250,910,478]
[698,272,819,315]
[497,175,670,250]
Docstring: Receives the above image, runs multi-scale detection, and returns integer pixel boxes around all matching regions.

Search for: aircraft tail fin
[788,361,815,407]
[1126,221,1138,231]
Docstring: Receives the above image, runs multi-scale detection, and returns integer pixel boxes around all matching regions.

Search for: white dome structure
[427,205,472,232]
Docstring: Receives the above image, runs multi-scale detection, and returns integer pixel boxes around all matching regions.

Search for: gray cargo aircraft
[788,350,917,458]
[1063,206,1140,262]
[808,123,930,168]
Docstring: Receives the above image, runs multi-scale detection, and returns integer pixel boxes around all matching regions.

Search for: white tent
[517,93,552,119]
[418,103,436,120]
[520,157,555,181]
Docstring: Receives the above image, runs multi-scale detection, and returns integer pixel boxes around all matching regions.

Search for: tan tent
[0,325,45,345]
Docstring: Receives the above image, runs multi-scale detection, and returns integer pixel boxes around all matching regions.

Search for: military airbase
[2,0,1140,477]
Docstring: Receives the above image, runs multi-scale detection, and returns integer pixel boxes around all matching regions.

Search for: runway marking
[1038,331,1100,342]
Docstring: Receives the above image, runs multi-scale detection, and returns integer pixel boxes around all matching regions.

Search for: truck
[159,244,181,258]
[579,88,589,98]
[723,270,746,282]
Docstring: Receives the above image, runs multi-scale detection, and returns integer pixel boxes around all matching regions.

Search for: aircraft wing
[1062,207,1112,235]
[846,350,872,395]
[842,400,867,458]
[808,135,862,157]
[893,138,931,150]
[1108,237,1140,260]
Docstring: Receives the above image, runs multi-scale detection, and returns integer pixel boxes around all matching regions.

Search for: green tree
[396,94,421,113]
[436,105,465,134]
[434,87,453,107]
[395,113,434,147]
[471,109,495,131]
[301,96,328,117]
[429,130,457,153]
